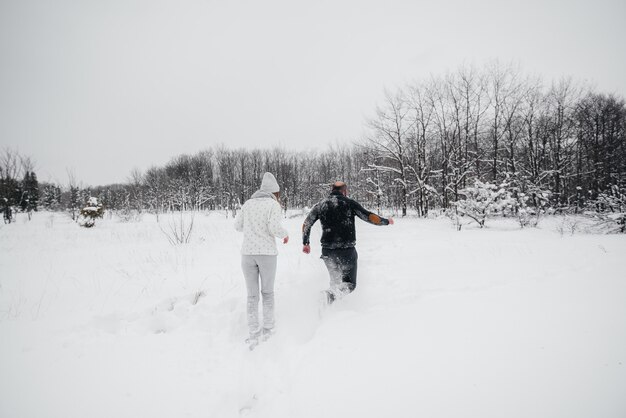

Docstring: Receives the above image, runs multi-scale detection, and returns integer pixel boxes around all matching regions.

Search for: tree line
[3,63,625,219]
[0,150,40,216]
[365,64,625,216]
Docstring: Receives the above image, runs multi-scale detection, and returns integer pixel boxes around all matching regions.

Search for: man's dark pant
[321,247,358,302]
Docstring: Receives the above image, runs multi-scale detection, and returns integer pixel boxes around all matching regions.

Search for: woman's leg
[241,255,261,334]
[256,255,277,331]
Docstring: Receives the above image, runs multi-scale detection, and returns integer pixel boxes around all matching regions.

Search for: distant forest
[2,64,625,218]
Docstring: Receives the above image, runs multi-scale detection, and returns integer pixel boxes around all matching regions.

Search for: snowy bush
[159,211,195,245]
[514,187,552,228]
[556,216,580,236]
[586,185,626,234]
[499,174,552,228]
[454,180,516,228]
[590,185,625,213]
[587,213,626,234]
[445,209,471,231]
[117,208,143,223]
[78,197,104,228]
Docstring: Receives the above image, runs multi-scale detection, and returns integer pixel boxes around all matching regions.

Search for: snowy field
[1,211,625,418]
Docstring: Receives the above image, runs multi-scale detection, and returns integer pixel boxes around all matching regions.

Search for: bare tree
[545,78,581,205]
[364,90,414,216]
[407,81,436,216]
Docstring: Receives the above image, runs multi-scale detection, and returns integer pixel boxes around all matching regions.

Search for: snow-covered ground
[1,211,625,418]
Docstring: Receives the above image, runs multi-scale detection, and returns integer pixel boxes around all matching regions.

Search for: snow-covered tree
[362,165,386,215]
[41,183,62,210]
[455,180,516,227]
[78,197,104,228]
[364,91,414,217]
[504,174,552,227]
[587,185,626,233]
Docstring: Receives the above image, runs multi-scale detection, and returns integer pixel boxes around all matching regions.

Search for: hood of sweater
[251,190,276,200]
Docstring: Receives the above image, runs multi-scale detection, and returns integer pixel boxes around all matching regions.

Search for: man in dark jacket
[302,181,394,303]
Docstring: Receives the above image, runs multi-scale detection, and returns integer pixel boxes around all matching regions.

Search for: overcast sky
[1,0,625,186]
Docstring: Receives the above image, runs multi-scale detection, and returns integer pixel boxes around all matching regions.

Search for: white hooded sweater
[234,191,288,255]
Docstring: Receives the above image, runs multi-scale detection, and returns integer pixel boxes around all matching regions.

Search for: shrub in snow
[454,180,516,228]
[587,213,625,234]
[590,185,625,213]
[497,174,552,228]
[513,187,552,228]
[78,197,104,228]
[446,210,465,231]
[159,211,195,245]
[516,206,537,228]
[117,208,142,223]
[586,185,626,234]
[556,216,581,237]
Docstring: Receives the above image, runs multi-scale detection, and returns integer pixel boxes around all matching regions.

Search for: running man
[302,181,393,304]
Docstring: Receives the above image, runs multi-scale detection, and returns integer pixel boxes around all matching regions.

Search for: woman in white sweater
[234,172,289,346]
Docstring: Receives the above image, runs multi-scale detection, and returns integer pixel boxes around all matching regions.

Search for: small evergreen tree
[41,183,61,210]
[19,171,39,217]
[78,196,104,228]
[68,186,80,220]
[27,171,39,211]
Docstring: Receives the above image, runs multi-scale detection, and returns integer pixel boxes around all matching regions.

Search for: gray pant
[241,255,277,334]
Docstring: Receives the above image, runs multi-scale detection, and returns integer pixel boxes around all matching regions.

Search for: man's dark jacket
[302,191,390,249]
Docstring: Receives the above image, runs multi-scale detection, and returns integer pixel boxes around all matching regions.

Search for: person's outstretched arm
[351,200,393,225]
[301,204,320,253]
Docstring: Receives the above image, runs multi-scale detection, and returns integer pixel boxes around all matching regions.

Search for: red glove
[302,244,311,254]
